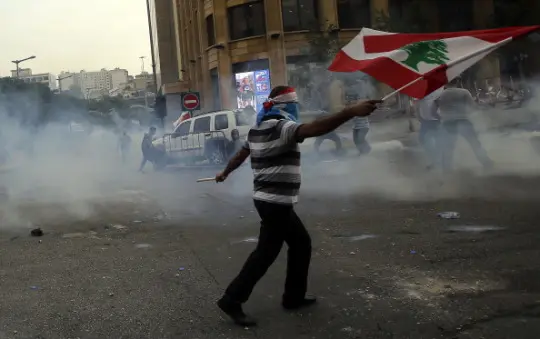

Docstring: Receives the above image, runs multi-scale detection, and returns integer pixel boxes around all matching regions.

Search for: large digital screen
[234,69,271,112]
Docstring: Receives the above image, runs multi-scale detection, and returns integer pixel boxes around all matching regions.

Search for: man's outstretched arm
[296,100,381,140]
[216,147,250,182]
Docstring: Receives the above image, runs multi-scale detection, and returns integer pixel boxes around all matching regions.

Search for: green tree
[400,40,450,71]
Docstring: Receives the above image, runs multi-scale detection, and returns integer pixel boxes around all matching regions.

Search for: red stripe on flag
[363,26,540,53]
[328,50,448,98]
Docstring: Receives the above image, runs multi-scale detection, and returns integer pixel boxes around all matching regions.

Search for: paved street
[2,131,540,338]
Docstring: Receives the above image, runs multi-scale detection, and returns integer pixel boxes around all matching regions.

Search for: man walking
[139,126,156,172]
[416,87,444,169]
[214,86,380,326]
[436,82,493,171]
[352,116,371,155]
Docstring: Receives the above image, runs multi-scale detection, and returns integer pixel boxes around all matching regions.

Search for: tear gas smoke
[1,75,540,231]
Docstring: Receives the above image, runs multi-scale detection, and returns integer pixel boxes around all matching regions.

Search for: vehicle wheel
[153,156,167,171]
[208,148,226,165]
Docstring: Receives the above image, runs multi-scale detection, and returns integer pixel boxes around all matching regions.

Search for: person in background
[139,126,156,172]
[313,109,343,156]
[243,105,257,125]
[214,85,381,326]
[416,87,444,169]
[118,131,132,163]
[436,81,493,171]
[352,115,371,155]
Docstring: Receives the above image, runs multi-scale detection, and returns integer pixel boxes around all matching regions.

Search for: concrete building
[11,68,57,90]
[10,68,32,78]
[109,68,129,90]
[128,72,155,91]
[58,71,77,92]
[148,0,181,91]
[157,0,539,112]
[58,68,129,98]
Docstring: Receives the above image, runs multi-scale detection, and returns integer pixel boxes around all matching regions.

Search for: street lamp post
[57,74,73,92]
[11,55,36,78]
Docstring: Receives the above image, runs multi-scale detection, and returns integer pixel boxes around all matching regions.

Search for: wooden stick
[196,177,215,183]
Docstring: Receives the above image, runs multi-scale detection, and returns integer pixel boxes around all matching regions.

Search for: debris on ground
[447,225,505,233]
[179,267,185,271]
[134,243,152,249]
[112,224,127,231]
[30,228,44,237]
[335,234,377,241]
[232,237,258,244]
[62,231,99,239]
[438,211,460,219]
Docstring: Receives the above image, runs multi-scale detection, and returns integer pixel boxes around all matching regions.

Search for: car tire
[208,148,226,165]
[153,155,167,171]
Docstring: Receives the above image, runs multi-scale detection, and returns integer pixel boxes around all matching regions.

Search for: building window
[282,0,319,32]
[337,0,371,29]
[228,1,266,40]
[206,15,215,46]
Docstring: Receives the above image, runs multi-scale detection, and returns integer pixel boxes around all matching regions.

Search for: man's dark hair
[149,126,156,131]
[268,86,290,99]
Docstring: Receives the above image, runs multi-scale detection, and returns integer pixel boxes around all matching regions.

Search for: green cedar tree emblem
[399,40,450,71]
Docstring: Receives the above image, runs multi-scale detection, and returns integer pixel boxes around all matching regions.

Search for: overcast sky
[0,0,151,77]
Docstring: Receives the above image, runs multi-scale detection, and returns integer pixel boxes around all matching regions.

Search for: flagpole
[381,38,510,101]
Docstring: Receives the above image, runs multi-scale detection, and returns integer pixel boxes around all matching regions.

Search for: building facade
[58,68,130,98]
[163,0,539,112]
[148,0,181,91]
[12,69,57,90]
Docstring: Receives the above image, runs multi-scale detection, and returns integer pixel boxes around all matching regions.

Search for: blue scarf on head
[256,102,299,126]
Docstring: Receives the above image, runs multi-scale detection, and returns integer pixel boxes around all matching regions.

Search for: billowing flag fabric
[329,26,540,99]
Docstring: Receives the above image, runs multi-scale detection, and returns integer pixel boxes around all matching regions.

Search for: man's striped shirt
[243,119,303,205]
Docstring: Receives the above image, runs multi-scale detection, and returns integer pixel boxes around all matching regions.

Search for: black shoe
[217,296,257,327]
[282,296,317,310]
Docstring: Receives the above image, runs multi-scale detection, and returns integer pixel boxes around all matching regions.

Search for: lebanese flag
[329,26,540,99]
[173,111,191,128]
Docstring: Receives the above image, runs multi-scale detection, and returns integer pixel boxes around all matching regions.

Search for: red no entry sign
[181,92,200,111]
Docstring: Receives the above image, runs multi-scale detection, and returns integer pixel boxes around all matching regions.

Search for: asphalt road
[2,133,540,338]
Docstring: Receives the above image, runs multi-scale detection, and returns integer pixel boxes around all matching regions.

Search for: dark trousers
[353,128,371,155]
[418,120,440,167]
[314,132,343,154]
[225,200,312,304]
[441,119,493,171]
[139,149,152,171]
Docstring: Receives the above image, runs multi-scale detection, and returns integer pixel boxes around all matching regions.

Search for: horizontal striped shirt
[243,119,303,205]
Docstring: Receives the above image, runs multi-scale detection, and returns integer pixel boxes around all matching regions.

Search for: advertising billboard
[234,69,271,112]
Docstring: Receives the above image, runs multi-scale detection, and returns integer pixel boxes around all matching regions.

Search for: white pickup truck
[152,109,253,168]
